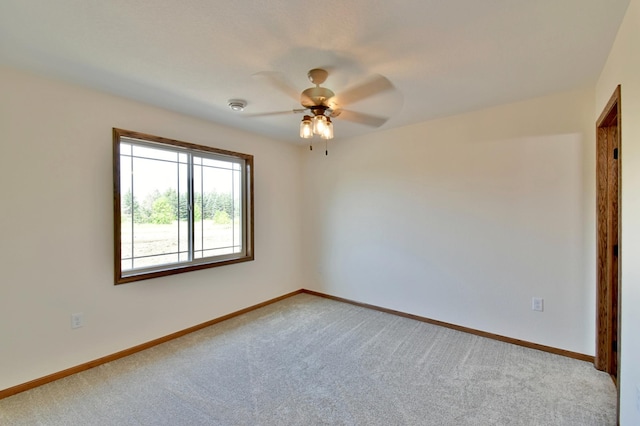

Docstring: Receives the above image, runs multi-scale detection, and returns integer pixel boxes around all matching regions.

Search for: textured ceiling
[0,0,630,143]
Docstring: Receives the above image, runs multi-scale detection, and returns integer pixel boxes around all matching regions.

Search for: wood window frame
[113,128,254,284]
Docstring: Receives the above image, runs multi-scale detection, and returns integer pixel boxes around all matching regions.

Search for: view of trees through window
[122,188,235,225]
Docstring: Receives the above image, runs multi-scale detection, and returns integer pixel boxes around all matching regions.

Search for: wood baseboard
[301,289,595,363]
[1,287,593,400]
[0,289,304,400]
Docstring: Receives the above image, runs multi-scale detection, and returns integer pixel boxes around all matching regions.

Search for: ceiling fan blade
[252,71,300,102]
[244,108,308,118]
[334,74,395,106]
[244,110,295,118]
[337,110,390,127]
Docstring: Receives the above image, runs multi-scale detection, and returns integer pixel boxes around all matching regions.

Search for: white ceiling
[0,0,630,143]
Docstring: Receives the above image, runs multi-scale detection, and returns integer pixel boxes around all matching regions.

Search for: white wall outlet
[71,313,84,329]
[532,297,544,312]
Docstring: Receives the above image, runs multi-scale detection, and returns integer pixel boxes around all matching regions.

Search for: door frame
[595,85,621,388]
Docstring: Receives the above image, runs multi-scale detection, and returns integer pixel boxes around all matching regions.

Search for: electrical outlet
[71,313,84,329]
[532,297,544,312]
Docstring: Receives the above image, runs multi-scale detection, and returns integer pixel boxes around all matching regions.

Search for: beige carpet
[0,293,616,425]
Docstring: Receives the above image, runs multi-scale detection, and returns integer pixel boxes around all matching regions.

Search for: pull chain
[325,138,328,156]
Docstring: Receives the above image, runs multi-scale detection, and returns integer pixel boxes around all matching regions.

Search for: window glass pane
[130,142,180,163]
[196,156,241,258]
[194,161,203,258]
[233,168,242,253]
[121,143,132,156]
[202,157,238,170]
[128,152,181,270]
[179,237,190,262]
[120,154,133,267]
[177,162,190,262]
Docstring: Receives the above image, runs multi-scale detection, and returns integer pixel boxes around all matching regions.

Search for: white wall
[596,0,640,423]
[0,65,303,391]
[303,88,596,355]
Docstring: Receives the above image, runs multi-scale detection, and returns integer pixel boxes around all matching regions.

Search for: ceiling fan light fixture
[228,99,247,112]
[300,115,313,138]
[252,67,395,146]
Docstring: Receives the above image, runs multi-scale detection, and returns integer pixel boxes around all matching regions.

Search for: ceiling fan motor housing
[301,86,335,109]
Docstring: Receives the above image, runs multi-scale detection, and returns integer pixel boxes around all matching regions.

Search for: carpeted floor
[0,293,616,425]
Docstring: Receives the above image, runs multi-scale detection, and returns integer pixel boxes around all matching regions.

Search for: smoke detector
[228,99,247,112]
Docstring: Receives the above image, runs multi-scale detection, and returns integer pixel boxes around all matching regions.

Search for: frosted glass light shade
[313,115,327,135]
[321,119,333,139]
[300,116,313,138]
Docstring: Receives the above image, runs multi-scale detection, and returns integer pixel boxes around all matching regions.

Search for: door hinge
[614,244,619,256]
[613,340,617,352]
[613,147,619,159]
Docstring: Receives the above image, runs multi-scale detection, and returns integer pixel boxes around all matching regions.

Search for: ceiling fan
[249,68,397,151]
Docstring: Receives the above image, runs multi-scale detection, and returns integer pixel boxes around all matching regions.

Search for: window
[113,128,254,284]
